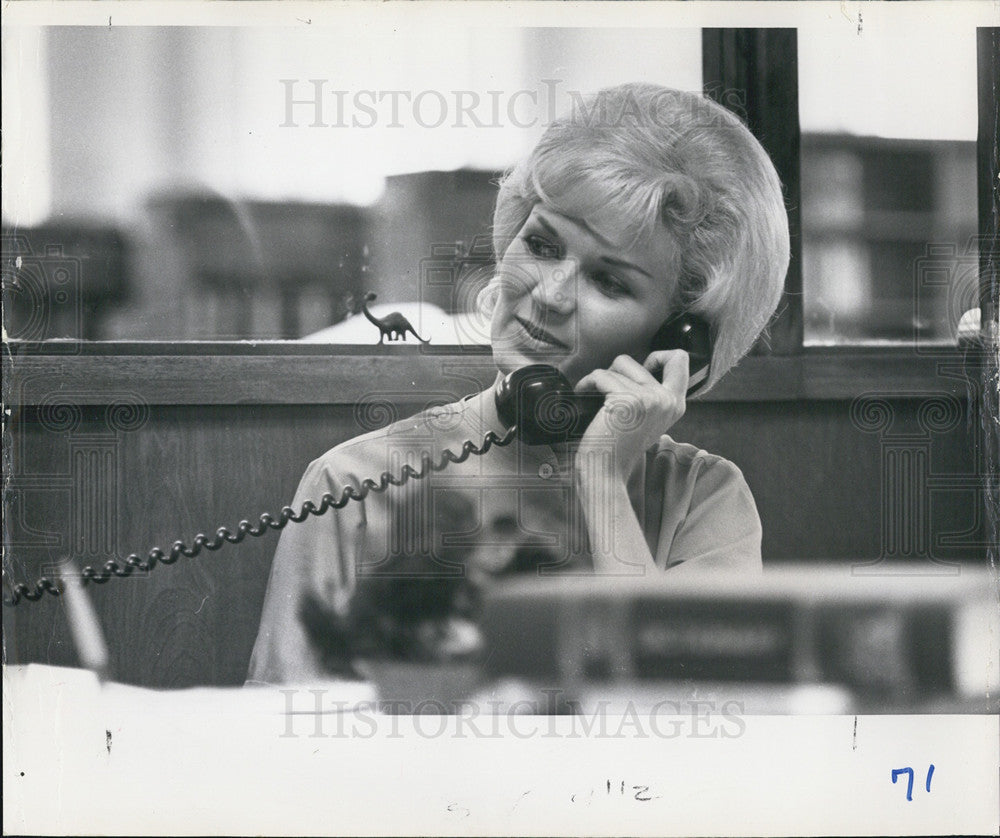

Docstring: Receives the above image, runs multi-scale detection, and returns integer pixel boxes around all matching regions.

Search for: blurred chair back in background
[147,194,372,339]
[1,225,130,342]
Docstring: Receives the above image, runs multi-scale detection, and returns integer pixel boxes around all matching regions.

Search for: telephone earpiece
[648,313,712,395]
[495,313,713,446]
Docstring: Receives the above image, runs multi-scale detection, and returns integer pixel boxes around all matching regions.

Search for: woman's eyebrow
[534,215,562,240]
[599,254,653,280]
[534,211,653,280]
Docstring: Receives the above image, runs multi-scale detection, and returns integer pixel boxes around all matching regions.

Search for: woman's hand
[573,350,689,482]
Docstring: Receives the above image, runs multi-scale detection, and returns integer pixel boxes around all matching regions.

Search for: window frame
[702,28,802,357]
[2,27,994,407]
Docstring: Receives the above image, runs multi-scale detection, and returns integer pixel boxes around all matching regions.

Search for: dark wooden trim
[2,341,494,358]
[976,26,999,565]
[3,345,981,407]
[977,27,999,327]
[703,28,803,356]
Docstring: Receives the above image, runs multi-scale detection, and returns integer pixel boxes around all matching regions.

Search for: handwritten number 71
[891,764,935,801]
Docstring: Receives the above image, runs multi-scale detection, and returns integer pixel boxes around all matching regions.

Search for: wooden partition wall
[2,345,988,687]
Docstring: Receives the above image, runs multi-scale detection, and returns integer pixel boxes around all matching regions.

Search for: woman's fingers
[574,355,687,477]
[577,362,683,419]
[606,353,657,385]
[575,367,628,394]
[578,353,688,398]
[644,349,690,390]
[580,355,665,392]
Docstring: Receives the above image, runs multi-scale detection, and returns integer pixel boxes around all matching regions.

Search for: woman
[247,84,790,685]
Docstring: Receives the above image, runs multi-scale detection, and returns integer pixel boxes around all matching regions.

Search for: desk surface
[5,664,998,837]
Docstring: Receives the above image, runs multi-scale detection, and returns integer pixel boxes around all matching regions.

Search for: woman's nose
[528,259,576,316]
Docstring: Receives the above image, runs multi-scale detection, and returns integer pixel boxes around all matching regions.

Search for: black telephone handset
[495,313,711,446]
[4,316,710,605]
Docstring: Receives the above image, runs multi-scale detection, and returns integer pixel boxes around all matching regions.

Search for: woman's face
[490,203,681,385]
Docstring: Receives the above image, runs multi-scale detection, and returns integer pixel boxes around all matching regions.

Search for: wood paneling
[4,384,984,688]
[672,400,983,564]
[6,402,359,686]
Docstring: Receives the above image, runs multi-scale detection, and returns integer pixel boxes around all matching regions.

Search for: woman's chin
[492,344,567,376]
[490,351,524,379]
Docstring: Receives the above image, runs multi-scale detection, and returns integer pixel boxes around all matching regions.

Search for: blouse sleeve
[245,454,366,685]
[652,450,763,573]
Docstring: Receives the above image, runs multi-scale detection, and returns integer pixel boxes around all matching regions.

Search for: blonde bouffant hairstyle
[491,83,790,390]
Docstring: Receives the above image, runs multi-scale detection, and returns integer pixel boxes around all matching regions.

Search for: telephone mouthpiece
[495,365,602,446]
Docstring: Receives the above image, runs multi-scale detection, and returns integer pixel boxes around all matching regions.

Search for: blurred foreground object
[482,565,1000,713]
[57,560,111,682]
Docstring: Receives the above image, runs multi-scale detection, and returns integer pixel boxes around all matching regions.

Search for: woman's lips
[514,315,569,349]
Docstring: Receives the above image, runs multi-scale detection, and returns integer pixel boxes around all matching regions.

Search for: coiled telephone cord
[2,427,517,606]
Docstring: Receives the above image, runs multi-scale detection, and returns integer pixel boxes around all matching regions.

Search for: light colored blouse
[247,386,762,685]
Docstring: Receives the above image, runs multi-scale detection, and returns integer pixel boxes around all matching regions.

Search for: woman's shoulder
[650,434,736,468]
[648,435,750,490]
[305,396,479,478]
[648,436,762,572]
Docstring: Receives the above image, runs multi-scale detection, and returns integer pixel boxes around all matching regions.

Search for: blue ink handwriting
[891,764,935,801]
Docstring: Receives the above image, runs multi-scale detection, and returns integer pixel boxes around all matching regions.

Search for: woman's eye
[591,271,628,296]
[524,234,561,260]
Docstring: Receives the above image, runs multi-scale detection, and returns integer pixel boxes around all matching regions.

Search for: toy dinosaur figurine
[360,292,430,344]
